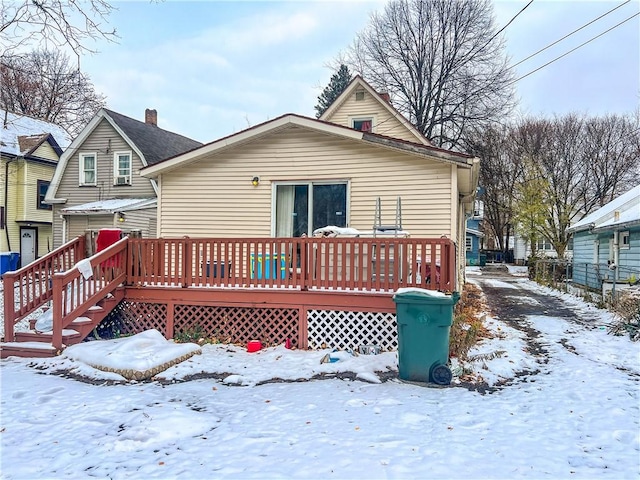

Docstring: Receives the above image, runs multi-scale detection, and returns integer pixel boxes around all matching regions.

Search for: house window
[79,153,97,185]
[274,182,347,237]
[352,118,373,132]
[37,180,51,210]
[620,231,630,249]
[355,90,365,101]
[536,238,553,251]
[113,151,132,186]
[593,240,599,263]
[0,206,4,229]
[466,236,473,251]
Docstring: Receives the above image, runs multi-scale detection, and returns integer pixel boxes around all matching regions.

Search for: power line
[512,0,631,68]
[512,11,640,84]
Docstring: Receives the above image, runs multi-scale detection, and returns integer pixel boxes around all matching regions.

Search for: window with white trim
[466,236,473,251]
[620,231,630,249]
[79,153,97,186]
[536,238,553,251]
[274,182,347,237]
[113,151,132,186]
[593,240,599,263]
[352,117,373,132]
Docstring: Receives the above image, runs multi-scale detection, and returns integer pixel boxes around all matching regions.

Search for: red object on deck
[96,229,122,252]
[247,340,262,353]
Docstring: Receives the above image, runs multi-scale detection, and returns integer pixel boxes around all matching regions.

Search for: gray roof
[104,109,202,165]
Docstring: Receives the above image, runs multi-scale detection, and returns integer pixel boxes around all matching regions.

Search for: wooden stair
[0,287,125,359]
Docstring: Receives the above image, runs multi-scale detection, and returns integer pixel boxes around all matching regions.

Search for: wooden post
[3,273,15,342]
[51,274,63,351]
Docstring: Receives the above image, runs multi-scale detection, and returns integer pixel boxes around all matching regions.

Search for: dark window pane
[292,185,308,237]
[313,184,346,230]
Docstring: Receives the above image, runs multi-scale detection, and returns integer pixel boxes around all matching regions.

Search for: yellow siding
[21,161,56,223]
[32,142,59,162]
[5,160,21,253]
[324,89,423,143]
[158,126,455,239]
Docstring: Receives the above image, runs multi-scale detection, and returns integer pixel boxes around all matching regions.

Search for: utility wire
[513,11,640,84]
[512,0,631,68]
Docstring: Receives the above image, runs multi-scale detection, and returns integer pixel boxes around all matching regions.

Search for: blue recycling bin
[251,253,287,280]
[0,252,19,275]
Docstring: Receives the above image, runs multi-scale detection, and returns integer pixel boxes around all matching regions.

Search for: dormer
[320,76,431,145]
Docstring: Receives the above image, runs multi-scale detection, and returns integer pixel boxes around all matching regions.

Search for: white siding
[158,126,456,239]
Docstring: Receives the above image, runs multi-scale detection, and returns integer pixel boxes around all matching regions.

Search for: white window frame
[113,151,132,186]
[465,236,473,251]
[620,231,630,250]
[349,115,377,133]
[593,240,600,263]
[79,152,97,186]
[271,180,350,237]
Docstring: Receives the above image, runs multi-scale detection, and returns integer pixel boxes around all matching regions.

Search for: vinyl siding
[619,228,640,276]
[32,142,59,161]
[118,207,157,238]
[325,89,424,143]
[158,126,456,239]
[52,118,157,248]
[21,161,55,223]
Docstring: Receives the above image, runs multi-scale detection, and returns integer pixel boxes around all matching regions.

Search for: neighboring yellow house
[0,110,70,268]
[141,76,480,285]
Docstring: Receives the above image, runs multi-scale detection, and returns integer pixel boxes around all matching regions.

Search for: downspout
[61,215,67,245]
[4,157,14,250]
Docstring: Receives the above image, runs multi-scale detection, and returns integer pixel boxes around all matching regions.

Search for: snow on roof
[568,185,640,233]
[61,198,156,214]
[0,109,71,156]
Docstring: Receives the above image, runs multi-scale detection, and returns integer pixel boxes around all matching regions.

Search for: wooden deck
[2,235,456,357]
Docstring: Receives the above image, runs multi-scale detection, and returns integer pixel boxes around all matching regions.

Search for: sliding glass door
[275,182,347,237]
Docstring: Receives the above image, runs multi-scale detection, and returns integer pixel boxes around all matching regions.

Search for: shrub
[450,283,489,360]
[608,290,640,341]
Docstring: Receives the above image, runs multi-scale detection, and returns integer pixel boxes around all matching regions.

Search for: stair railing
[3,236,85,343]
[51,237,128,350]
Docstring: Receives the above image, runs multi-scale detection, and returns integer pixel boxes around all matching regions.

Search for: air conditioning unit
[116,176,130,185]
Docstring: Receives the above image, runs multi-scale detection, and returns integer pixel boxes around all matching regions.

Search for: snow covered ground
[1,271,639,479]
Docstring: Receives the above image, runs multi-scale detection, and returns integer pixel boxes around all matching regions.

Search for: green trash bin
[393,289,460,385]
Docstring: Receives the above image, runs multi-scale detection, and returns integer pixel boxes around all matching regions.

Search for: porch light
[117,212,125,223]
[252,176,260,187]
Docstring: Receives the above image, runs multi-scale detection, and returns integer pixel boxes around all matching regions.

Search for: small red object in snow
[247,340,262,353]
[285,338,292,349]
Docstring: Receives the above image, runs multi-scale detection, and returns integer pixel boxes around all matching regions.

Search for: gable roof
[319,75,431,146]
[141,113,475,178]
[568,185,640,233]
[103,109,203,166]
[1,109,70,157]
[46,108,202,202]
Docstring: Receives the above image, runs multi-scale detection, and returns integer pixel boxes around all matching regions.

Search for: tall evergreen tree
[315,64,352,118]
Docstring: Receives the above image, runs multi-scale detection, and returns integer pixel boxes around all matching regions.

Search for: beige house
[45,108,201,249]
[141,76,479,284]
[0,110,70,267]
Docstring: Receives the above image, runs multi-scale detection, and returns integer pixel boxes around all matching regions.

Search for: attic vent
[355,91,365,101]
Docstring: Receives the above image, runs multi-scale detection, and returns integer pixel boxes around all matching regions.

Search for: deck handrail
[50,237,128,350]
[127,237,456,293]
[3,236,85,342]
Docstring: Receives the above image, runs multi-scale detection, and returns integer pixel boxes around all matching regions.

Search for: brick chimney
[145,108,157,126]
[378,92,391,104]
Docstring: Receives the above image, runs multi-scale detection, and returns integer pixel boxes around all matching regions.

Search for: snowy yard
[1,270,639,479]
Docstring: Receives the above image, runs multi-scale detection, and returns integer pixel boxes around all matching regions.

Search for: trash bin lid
[393,287,459,304]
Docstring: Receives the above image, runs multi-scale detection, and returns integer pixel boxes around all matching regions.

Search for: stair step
[71,316,94,325]
[15,329,81,343]
[0,342,59,359]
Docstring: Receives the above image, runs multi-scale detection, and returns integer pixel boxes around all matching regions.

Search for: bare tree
[1,49,106,136]
[465,124,522,253]
[1,0,117,55]
[345,0,515,150]
[581,114,640,209]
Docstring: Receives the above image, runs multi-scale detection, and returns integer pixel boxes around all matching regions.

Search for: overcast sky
[79,0,640,143]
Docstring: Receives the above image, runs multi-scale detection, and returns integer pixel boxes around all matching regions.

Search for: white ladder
[373,196,402,237]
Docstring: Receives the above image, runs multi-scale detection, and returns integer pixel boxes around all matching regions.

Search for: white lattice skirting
[307,310,398,351]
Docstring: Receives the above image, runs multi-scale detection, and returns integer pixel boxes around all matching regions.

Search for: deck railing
[126,237,456,293]
[50,237,128,349]
[3,235,86,343]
